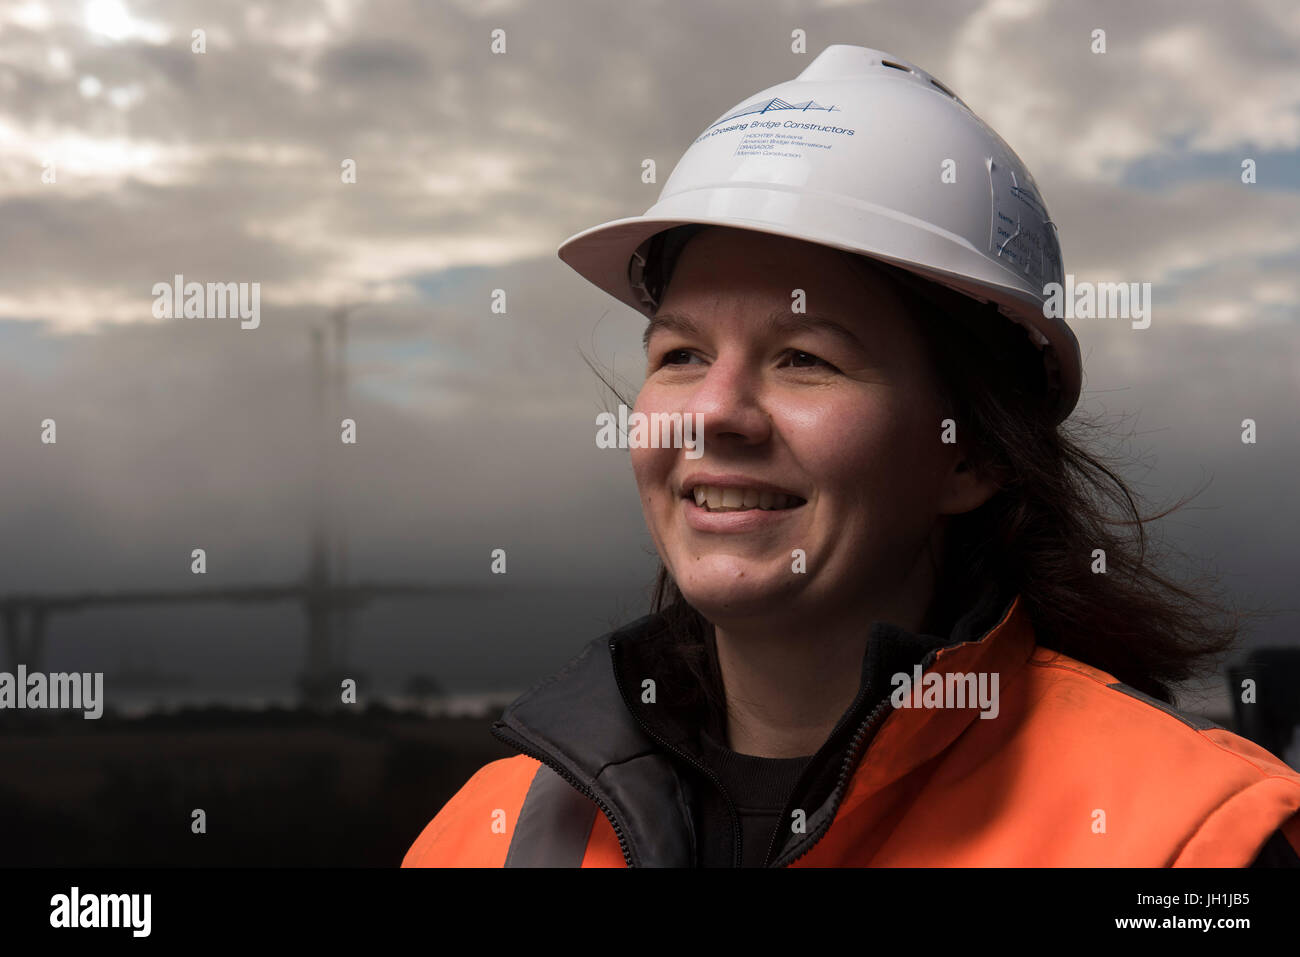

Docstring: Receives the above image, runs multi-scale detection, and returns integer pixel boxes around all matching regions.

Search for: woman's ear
[938,452,1003,516]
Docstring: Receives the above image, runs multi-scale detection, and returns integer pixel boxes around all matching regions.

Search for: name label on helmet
[987,157,1060,291]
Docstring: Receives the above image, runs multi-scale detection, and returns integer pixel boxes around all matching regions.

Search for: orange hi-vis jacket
[403,593,1300,867]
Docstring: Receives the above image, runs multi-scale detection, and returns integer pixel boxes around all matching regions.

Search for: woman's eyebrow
[643,310,866,352]
[763,310,867,351]
[642,313,701,352]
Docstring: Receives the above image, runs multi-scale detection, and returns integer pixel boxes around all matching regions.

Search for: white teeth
[689,485,801,512]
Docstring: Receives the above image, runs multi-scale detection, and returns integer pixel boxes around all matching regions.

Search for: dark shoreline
[0,704,517,866]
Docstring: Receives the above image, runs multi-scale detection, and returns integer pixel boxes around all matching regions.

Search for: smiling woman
[631,227,994,758]
[402,44,1300,868]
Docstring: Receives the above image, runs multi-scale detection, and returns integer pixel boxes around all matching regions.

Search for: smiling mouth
[686,485,808,513]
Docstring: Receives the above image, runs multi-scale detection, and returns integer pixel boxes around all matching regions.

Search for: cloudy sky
[0,0,1297,707]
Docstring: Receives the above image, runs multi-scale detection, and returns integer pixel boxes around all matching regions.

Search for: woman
[403,45,1300,867]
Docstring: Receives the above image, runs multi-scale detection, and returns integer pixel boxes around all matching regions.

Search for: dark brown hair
[589,226,1257,708]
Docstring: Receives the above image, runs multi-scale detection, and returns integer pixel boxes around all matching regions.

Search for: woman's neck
[710,588,935,758]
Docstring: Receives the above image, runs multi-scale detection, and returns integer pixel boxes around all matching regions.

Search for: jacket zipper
[608,639,744,867]
[764,646,942,868]
[493,638,949,868]
[489,722,637,868]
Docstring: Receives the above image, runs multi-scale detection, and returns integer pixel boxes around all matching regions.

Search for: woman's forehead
[658,231,914,327]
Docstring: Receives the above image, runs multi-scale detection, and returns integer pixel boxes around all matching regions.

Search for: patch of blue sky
[0,317,65,377]
[1119,146,1300,192]
[408,263,497,302]
[349,339,475,410]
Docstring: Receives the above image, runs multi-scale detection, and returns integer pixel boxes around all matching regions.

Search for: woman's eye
[782,350,835,370]
[655,348,837,371]
[658,348,701,367]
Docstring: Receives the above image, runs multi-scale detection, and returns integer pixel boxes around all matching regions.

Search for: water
[25,583,654,716]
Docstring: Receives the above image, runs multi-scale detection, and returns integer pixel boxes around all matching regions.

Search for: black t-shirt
[695,726,814,868]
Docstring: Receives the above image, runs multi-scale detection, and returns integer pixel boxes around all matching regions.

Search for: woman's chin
[675,573,803,622]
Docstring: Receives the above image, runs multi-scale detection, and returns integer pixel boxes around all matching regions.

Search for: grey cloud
[0,0,1295,702]
[316,39,428,84]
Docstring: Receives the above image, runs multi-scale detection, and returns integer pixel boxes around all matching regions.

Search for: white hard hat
[557,43,1081,424]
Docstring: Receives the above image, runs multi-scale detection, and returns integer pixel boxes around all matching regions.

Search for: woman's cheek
[629,443,669,506]
[630,386,678,488]
[628,388,653,484]
[629,445,653,495]
[789,396,889,472]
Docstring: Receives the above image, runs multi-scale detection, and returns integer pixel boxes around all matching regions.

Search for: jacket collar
[491,614,697,866]
[491,583,1034,866]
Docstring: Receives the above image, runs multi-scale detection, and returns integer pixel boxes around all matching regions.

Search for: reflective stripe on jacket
[403,595,1300,866]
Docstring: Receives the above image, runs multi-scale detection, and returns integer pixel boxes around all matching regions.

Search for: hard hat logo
[704,96,842,130]
[557,43,1083,425]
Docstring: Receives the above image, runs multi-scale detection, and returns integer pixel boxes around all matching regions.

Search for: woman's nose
[683,355,771,447]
